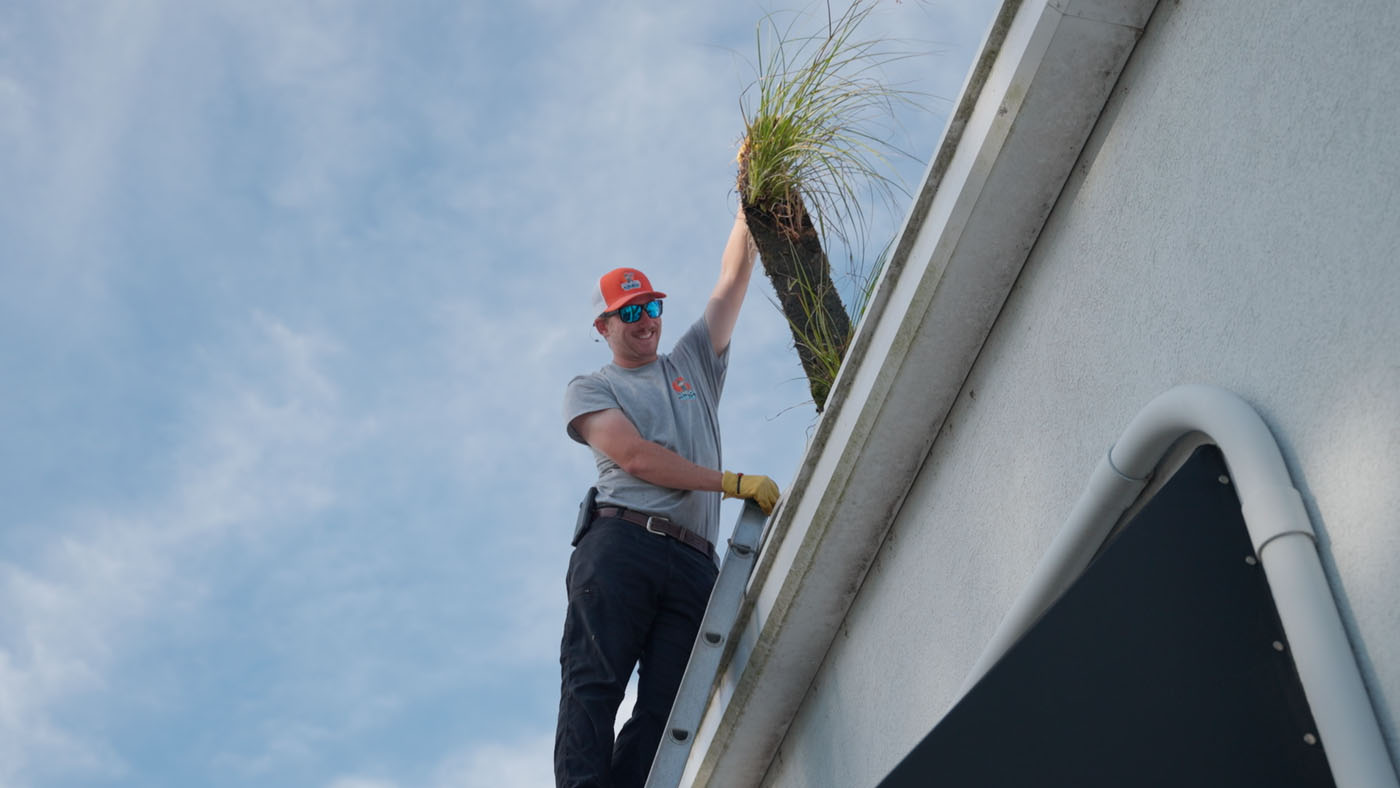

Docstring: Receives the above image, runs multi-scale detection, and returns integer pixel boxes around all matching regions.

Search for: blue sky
[0,1,999,785]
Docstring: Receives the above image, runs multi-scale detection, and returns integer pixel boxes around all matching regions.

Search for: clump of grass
[737,0,924,411]
[740,1,916,241]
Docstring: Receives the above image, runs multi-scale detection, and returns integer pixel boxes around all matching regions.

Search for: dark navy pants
[554,517,718,788]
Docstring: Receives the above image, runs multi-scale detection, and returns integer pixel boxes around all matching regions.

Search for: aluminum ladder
[645,500,769,787]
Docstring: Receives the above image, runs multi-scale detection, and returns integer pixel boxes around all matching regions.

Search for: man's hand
[721,470,781,515]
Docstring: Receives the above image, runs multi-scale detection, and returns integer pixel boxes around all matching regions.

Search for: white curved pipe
[961,384,1396,788]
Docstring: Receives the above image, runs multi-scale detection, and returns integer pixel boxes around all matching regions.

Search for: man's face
[595,298,662,368]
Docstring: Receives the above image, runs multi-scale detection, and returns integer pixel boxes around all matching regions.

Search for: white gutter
[962,384,1399,788]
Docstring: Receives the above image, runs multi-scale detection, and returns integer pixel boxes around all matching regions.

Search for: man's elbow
[616,454,653,480]
[613,443,664,481]
[613,447,655,478]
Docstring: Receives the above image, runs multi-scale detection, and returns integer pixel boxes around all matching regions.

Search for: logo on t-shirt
[672,376,696,401]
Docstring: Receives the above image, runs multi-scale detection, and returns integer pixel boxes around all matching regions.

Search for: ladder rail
[645,501,769,787]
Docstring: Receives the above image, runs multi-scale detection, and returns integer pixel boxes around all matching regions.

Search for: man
[555,207,781,788]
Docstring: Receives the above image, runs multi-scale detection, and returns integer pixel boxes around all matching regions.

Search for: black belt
[594,506,715,561]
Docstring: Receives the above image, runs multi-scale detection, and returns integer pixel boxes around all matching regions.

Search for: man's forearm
[706,210,758,354]
[721,211,757,279]
[616,439,724,493]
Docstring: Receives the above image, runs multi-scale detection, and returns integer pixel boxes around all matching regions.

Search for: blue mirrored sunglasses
[604,299,663,323]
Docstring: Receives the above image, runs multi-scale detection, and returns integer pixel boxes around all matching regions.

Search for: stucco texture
[764,0,1400,785]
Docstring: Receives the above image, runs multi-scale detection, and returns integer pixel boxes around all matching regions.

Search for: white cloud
[0,644,126,785]
[215,1,387,214]
[430,732,555,788]
[215,718,336,778]
[0,75,33,159]
[0,314,349,785]
[17,1,161,258]
[0,512,176,784]
[327,778,400,788]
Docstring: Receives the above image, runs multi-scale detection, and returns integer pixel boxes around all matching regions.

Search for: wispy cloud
[212,2,394,219]
[326,778,400,788]
[429,731,555,788]
[0,314,348,785]
[15,2,161,262]
[0,74,34,167]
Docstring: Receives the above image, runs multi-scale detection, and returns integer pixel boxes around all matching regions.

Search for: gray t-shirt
[564,316,728,546]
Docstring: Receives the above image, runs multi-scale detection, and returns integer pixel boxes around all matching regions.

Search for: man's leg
[611,541,718,788]
[555,520,661,788]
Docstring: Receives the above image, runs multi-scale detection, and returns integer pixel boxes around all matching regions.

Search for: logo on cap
[620,271,642,291]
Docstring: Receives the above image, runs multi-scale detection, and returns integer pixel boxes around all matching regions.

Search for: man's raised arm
[704,206,758,356]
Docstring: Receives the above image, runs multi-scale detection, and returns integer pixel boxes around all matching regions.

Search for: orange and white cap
[591,267,666,317]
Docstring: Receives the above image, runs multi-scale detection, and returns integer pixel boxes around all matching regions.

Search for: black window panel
[878,446,1334,788]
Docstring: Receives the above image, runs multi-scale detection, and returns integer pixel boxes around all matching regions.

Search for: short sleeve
[563,373,619,444]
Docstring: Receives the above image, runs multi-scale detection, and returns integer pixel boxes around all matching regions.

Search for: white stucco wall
[762,0,1400,785]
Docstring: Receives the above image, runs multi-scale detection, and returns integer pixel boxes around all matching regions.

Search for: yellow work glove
[721,470,781,516]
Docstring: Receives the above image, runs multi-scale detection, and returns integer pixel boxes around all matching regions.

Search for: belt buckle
[644,515,668,537]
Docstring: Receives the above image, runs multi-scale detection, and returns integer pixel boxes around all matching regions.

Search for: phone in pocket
[572,486,599,547]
